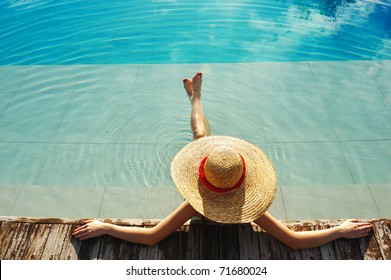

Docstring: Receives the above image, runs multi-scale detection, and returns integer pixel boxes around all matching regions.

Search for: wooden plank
[334,238,362,260]
[277,241,302,260]
[305,222,322,259]
[238,224,261,260]
[375,220,391,260]
[77,237,102,260]
[322,223,364,260]
[218,225,240,260]
[318,243,337,260]
[0,222,20,259]
[300,223,327,260]
[0,216,164,227]
[58,225,82,260]
[287,223,317,260]
[98,235,153,260]
[114,242,142,260]
[184,223,199,259]
[159,231,188,260]
[99,236,124,260]
[257,231,284,259]
[314,224,338,260]
[175,225,190,260]
[98,235,143,260]
[177,230,190,259]
[23,224,52,260]
[1,218,390,260]
[319,242,340,260]
[335,239,367,260]
[125,224,163,260]
[331,239,345,260]
[358,233,381,260]
[263,224,301,260]
[322,219,364,260]
[305,224,324,260]
[41,224,70,260]
[137,244,162,260]
[198,224,220,259]
[355,219,380,260]
[381,220,391,260]
[3,223,35,260]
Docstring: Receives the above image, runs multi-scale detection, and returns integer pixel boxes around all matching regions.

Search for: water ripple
[1,0,390,65]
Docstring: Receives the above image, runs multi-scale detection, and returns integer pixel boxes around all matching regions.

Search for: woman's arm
[254,212,373,250]
[72,201,198,246]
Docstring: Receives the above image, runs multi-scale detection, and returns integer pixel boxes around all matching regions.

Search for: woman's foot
[183,78,193,101]
[183,72,202,102]
[192,72,202,99]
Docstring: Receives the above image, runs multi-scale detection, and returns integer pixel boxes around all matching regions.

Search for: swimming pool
[1,0,390,64]
[0,0,390,220]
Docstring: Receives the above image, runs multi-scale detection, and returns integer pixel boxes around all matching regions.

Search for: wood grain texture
[0,217,389,260]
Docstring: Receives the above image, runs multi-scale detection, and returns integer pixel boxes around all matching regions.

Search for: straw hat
[171,136,277,224]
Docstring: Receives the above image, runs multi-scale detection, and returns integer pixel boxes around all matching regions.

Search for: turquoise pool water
[1,0,390,64]
[0,0,390,220]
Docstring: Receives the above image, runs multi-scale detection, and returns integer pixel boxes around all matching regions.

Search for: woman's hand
[72,219,109,240]
[337,219,373,239]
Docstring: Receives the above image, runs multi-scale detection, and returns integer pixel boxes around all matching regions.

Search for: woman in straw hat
[73,72,372,249]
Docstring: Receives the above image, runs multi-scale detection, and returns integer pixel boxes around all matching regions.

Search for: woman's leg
[73,73,211,246]
[183,72,211,139]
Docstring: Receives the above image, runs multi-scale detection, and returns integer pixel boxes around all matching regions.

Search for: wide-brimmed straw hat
[171,136,277,224]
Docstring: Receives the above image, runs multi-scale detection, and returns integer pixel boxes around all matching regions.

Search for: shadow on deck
[0,217,390,260]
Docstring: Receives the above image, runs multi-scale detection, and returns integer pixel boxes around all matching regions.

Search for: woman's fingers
[73,219,93,230]
[72,227,90,240]
[357,223,373,231]
[72,222,92,238]
[339,220,373,239]
[72,219,106,240]
[355,223,373,237]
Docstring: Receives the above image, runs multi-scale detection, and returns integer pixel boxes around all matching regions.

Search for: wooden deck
[0,216,390,260]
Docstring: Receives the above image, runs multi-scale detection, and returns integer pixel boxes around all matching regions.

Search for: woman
[72,72,372,250]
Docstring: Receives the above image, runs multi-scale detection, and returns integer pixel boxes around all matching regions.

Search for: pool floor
[0,60,390,220]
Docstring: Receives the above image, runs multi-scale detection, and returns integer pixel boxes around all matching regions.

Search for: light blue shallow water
[0,0,390,219]
[0,0,390,65]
